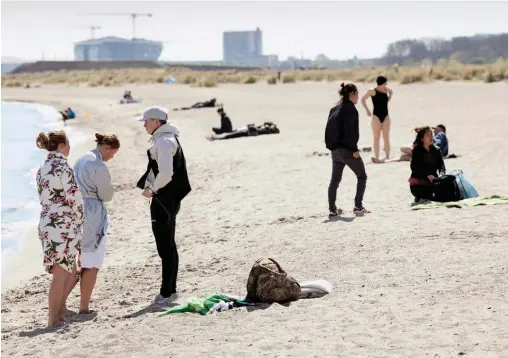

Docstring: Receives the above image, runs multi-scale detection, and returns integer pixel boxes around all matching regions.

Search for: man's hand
[353,151,360,159]
[428,175,436,182]
[142,188,154,198]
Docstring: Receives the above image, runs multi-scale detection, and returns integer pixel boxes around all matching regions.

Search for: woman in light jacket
[74,133,120,313]
[36,130,83,327]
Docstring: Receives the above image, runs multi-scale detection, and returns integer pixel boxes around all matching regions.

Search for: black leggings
[410,185,436,201]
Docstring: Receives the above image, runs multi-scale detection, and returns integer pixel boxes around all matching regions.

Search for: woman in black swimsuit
[361,76,394,163]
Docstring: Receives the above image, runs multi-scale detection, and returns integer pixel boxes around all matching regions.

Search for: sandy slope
[1,81,508,358]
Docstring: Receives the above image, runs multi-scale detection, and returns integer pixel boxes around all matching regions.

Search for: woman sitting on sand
[409,126,446,202]
[74,133,120,314]
[36,130,84,327]
[361,76,394,163]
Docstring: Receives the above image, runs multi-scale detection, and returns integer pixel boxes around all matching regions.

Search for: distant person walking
[361,76,394,162]
[36,130,83,327]
[325,83,370,217]
[136,106,191,304]
[74,133,120,314]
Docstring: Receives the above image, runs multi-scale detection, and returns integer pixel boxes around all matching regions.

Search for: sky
[1,0,508,62]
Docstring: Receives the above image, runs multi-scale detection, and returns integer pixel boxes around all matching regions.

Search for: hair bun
[340,83,345,88]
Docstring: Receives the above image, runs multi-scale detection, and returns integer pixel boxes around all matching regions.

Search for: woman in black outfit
[361,76,394,163]
[409,126,446,201]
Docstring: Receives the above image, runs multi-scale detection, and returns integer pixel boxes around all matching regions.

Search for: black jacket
[324,100,359,152]
[410,144,446,182]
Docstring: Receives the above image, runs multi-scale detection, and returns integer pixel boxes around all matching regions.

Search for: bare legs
[59,261,80,318]
[381,116,391,159]
[371,115,391,162]
[48,264,70,327]
[79,268,99,313]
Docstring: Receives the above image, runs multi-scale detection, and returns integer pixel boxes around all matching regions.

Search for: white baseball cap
[137,106,168,121]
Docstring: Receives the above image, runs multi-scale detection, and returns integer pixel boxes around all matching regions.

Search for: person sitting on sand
[74,133,120,314]
[212,107,233,135]
[36,130,83,327]
[123,90,133,101]
[399,124,450,161]
[408,126,446,202]
[60,108,76,122]
[432,124,449,157]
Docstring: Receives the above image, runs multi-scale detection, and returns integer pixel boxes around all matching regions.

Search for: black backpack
[434,174,461,202]
[324,105,341,150]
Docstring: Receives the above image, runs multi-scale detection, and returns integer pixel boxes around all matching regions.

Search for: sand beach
[1,81,508,357]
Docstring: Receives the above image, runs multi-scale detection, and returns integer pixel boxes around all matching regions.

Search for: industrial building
[222,28,277,66]
[74,36,163,62]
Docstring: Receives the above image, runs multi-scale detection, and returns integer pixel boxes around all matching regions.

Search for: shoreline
[1,100,97,293]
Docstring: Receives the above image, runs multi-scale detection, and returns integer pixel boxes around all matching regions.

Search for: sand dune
[2,82,508,357]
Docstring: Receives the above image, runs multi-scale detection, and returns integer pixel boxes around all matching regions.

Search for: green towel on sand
[411,195,508,211]
[157,293,248,317]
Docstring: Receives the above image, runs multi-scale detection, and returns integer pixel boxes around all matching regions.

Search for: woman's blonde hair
[36,130,68,151]
[95,132,120,149]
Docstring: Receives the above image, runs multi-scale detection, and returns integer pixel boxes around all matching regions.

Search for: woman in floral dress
[36,130,84,327]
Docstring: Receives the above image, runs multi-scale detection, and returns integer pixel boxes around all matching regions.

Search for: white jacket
[145,123,180,193]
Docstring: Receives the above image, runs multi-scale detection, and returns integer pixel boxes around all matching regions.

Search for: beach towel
[157,293,251,317]
[410,195,508,211]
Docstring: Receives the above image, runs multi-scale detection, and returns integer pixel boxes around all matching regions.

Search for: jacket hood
[152,123,180,140]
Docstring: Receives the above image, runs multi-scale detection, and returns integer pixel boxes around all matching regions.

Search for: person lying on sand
[212,107,233,135]
[173,98,218,111]
[207,122,279,141]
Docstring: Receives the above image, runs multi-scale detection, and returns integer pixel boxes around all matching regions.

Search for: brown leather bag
[246,258,301,303]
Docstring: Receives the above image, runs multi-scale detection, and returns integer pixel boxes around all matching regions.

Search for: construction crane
[84,13,153,39]
[72,25,102,39]
[88,26,101,39]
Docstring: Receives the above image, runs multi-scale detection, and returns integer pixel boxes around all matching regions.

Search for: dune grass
[2,59,507,88]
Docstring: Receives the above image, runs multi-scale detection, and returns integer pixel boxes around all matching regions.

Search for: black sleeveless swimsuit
[371,89,389,123]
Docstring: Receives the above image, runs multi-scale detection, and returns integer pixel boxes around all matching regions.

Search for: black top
[220,114,233,133]
[371,89,389,117]
[137,136,191,203]
[325,100,359,152]
[410,144,446,182]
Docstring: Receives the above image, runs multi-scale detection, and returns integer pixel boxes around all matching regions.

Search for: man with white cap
[136,106,191,303]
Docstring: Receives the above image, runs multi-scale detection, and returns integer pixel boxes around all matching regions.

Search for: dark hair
[158,120,167,125]
[413,126,432,147]
[36,130,68,151]
[436,124,446,133]
[338,82,358,103]
[95,132,120,149]
[376,76,387,86]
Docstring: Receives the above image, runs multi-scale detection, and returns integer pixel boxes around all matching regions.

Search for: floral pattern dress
[36,152,84,273]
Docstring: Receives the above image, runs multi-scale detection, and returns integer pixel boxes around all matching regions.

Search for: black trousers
[410,185,436,201]
[150,197,181,298]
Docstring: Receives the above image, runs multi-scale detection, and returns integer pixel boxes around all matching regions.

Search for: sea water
[1,102,84,268]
